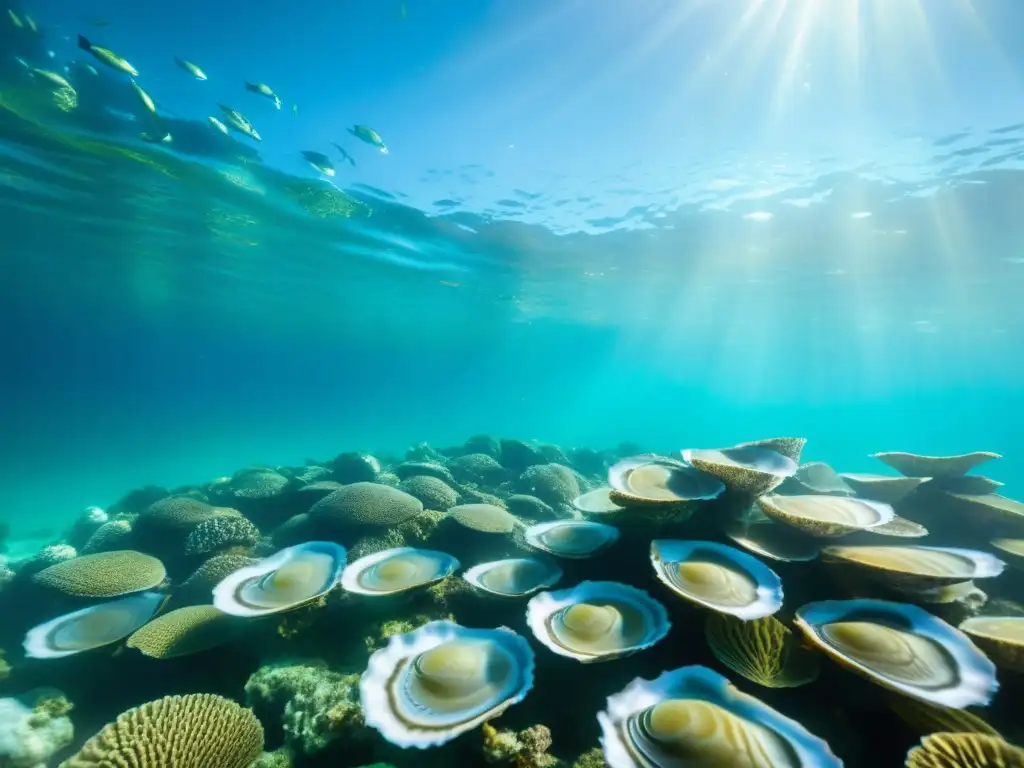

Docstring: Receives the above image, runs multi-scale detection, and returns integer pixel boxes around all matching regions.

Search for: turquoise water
[3,1,1024,766]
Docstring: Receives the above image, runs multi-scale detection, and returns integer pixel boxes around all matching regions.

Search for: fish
[301,150,335,176]
[78,35,138,76]
[217,104,261,141]
[208,116,229,135]
[173,57,207,81]
[291,103,298,115]
[349,124,388,154]
[130,79,157,115]
[330,142,356,166]
[23,13,36,33]
[139,131,172,144]
[30,69,75,91]
[244,81,281,109]
[14,56,29,69]
[7,9,22,28]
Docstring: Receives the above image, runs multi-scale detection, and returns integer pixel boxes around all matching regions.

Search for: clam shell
[788,461,854,496]
[871,451,1001,478]
[682,444,798,496]
[598,665,840,768]
[704,613,819,688]
[650,540,783,619]
[608,455,724,505]
[906,733,1024,768]
[212,541,346,617]
[526,581,669,663]
[867,516,930,538]
[462,558,562,597]
[725,519,823,563]
[342,547,459,596]
[757,494,895,538]
[573,487,626,514]
[523,520,619,559]
[959,616,1024,673]
[794,599,998,708]
[23,591,164,659]
[888,695,999,737]
[839,473,929,504]
[990,538,1024,570]
[821,546,1005,590]
[360,620,534,748]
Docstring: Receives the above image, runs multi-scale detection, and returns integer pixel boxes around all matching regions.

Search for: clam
[905,733,1024,768]
[725,519,823,563]
[650,540,782,619]
[867,516,930,538]
[523,520,619,559]
[213,541,346,617]
[608,454,724,508]
[682,442,799,497]
[573,487,626,514]
[598,665,840,768]
[341,547,459,596]
[838,473,928,504]
[794,599,998,708]
[959,616,1024,673]
[888,695,999,737]
[462,557,562,598]
[785,461,854,496]
[871,451,1001,478]
[939,493,1024,526]
[757,494,895,538]
[23,591,164,659]
[526,581,669,663]
[704,613,819,688]
[821,546,1005,590]
[991,539,1024,569]
[360,620,534,748]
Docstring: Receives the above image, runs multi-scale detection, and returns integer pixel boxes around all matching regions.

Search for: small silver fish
[301,150,335,176]
[7,9,23,28]
[130,79,157,115]
[14,56,29,69]
[31,68,74,91]
[245,81,281,109]
[349,124,388,154]
[24,13,37,33]
[140,131,172,143]
[78,34,138,76]
[174,57,207,81]
[330,142,356,167]
[208,116,229,135]
[217,104,260,141]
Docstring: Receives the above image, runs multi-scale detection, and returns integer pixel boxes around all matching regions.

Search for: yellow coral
[60,693,263,768]
[127,605,241,659]
[32,550,166,597]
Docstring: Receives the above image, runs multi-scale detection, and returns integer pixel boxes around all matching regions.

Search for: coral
[482,723,559,768]
[396,508,446,543]
[32,550,166,597]
[309,483,423,528]
[570,747,608,768]
[15,545,77,579]
[107,485,169,518]
[80,519,134,554]
[245,662,366,756]
[465,434,502,459]
[398,475,460,511]
[394,461,455,484]
[126,605,242,659]
[230,468,290,500]
[173,553,258,606]
[536,444,571,466]
[406,442,445,462]
[518,464,580,506]
[295,481,343,502]
[330,452,380,483]
[426,574,472,607]
[448,504,519,533]
[363,612,454,653]
[250,747,294,768]
[450,453,507,486]
[288,465,333,485]
[138,496,232,533]
[506,495,556,520]
[65,507,109,549]
[0,564,13,591]
[185,516,261,556]
[375,472,401,488]
[61,693,263,768]
[459,487,508,508]
[0,648,10,681]
[499,439,545,472]
[0,690,74,768]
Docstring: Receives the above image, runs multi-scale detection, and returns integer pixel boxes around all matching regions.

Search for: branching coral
[0,690,74,768]
[482,723,560,768]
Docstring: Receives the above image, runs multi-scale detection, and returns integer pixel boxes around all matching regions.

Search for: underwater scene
[3,0,1024,766]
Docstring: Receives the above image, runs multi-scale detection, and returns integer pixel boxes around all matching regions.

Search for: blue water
[2,0,1024,536]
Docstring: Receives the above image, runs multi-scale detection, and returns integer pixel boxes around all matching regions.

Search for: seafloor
[0,435,1022,767]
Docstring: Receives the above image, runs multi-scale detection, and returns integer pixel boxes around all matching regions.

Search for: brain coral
[449,453,506,486]
[60,693,263,768]
[184,516,260,556]
[398,476,459,511]
[16,544,78,579]
[308,483,423,527]
[137,497,236,534]
[32,550,166,597]
[81,520,134,554]
[448,504,520,534]
[518,464,580,506]
[173,553,257,607]
[229,468,290,500]
[127,605,241,659]
[330,452,380,484]
[393,462,455,484]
